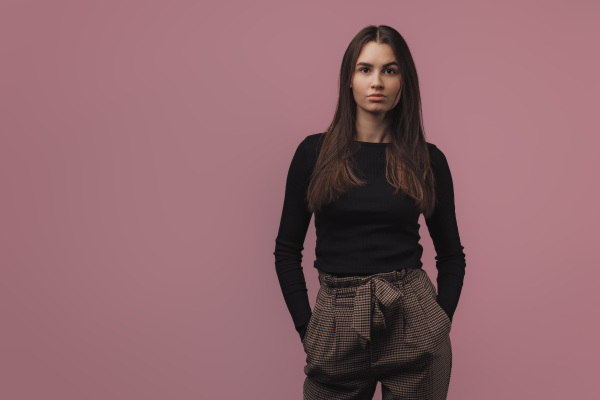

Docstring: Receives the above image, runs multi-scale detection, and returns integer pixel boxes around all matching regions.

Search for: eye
[358,67,397,75]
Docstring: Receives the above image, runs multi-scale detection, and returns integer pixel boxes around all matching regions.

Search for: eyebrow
[356,61,399,68]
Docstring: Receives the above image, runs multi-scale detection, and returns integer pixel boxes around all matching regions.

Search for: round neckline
[353,140,390,146]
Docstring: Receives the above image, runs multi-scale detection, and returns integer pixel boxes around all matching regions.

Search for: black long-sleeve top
[274,132,466,341]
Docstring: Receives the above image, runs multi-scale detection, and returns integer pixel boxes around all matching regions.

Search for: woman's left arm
[424,144,467,322]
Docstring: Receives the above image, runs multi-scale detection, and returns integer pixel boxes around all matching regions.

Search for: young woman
[274,24,466,400]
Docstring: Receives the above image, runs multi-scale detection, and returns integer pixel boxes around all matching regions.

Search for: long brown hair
[307,25,437,218]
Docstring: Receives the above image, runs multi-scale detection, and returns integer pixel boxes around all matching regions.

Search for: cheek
[353,75,367,89]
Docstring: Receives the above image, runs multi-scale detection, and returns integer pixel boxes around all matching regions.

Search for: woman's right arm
[273,138,314,342]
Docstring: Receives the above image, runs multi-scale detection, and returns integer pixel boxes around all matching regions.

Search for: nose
[371,71,383,89]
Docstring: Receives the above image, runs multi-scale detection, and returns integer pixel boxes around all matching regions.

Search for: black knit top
[273,132,466,340]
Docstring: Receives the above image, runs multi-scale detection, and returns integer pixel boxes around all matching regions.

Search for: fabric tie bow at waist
[351,277,404,349]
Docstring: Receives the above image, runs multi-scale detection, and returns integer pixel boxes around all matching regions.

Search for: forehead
[356,42,397,66]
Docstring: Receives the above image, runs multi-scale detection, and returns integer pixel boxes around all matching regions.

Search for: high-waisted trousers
[302,267,452,400]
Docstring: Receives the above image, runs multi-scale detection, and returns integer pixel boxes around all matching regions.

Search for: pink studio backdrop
[1,1,599,399]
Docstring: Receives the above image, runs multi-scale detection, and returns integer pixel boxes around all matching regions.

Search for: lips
[368,94,385,98]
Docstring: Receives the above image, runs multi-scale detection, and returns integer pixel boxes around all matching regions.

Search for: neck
[354,109,392,143]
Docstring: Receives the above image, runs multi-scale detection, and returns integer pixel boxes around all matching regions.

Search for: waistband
[316,267,423,349]
[317,267,422,290]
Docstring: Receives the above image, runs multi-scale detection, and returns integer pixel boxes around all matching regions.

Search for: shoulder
[286,132,323,173]
[303,132,325,149]
[426,141,442,157]
[300,132,325,160]
[426,141,449,167]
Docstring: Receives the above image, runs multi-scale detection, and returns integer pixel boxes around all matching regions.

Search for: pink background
[1,0,599,399]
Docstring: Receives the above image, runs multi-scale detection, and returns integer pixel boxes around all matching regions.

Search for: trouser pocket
[302,286,338,380]
[414,271,452,344]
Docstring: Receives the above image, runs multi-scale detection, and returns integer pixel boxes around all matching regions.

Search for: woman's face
[350,42,402,117]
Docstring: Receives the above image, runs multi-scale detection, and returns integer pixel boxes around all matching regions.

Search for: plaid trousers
[302,268,453,400]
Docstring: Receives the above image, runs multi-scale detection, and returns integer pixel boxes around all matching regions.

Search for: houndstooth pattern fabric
[301,268,452,400]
